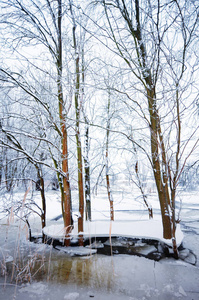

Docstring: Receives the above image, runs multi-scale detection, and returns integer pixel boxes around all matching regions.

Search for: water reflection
[39,253,115,290]
[0,224,115,291]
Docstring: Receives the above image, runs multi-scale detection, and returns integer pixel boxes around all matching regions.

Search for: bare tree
[0,0,74,243]
[92,0,199,256]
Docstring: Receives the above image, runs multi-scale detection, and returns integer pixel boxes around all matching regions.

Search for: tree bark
[134,0,172,239]
[36,167,46,243]
[70,1,84,246]
[84,125,91,221]
[104,0,173,239]
[57,0,72,246]
[106,93,114,221]
[146,86,172,239]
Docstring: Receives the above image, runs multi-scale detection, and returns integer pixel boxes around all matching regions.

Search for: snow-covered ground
[0,185,199,299]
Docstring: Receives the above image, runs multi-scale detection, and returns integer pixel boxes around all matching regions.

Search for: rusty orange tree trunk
[58,0,72,246]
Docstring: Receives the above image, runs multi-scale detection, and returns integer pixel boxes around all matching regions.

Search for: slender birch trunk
[84,123,91,220]
[106,92,114,221]
[36,167,46,243]
[70,1,84,246]
[135,161,153,219]
[82,46,91,221]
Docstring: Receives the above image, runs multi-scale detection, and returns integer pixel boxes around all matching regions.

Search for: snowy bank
[43,219,183,247]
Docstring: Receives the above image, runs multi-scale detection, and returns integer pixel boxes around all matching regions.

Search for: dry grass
[0,186,48,287]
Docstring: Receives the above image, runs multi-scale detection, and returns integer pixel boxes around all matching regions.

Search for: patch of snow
[86,241,104,249]
[178,286,187,297]
[179,249,190,260]
[136,245,157,256]
[5,255,13,263]
[43,219,183,247]
[163,284,187,298]
[64,292,79,300]
[163,283,175,293]
[87,291,95,297]
[19,282,47,295]
[139,283,160,298]
[55,246,97,256]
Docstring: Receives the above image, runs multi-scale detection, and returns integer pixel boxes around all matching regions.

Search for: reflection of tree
[45,255,115,290]
[90,256,114,290]
[47,257,73,284]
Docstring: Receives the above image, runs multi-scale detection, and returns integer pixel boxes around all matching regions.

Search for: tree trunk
[82,46,91,221]
[76,133,84,246]
[36,169,46,243]
[70,2,84,246]
[106,92,114,221]
[135,161,153,219]
[171,188,178,258]
[147,87,172,239]
[75,57,84,245]
[84,125,91,221]
[132,0,172,239]
[58,0,72,246]
[0,157,2,186]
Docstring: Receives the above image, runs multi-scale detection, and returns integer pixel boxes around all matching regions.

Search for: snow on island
[43,219,183,247]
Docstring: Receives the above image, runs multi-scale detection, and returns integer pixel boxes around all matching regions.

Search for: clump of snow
[86,241,104,249]
[19,282,47,295]
[178,286,187,297]
[64,292,79,300]
[163,284,187,298]
[139,283,160,298]
[55,246,97,256]
[6,256,14,263]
